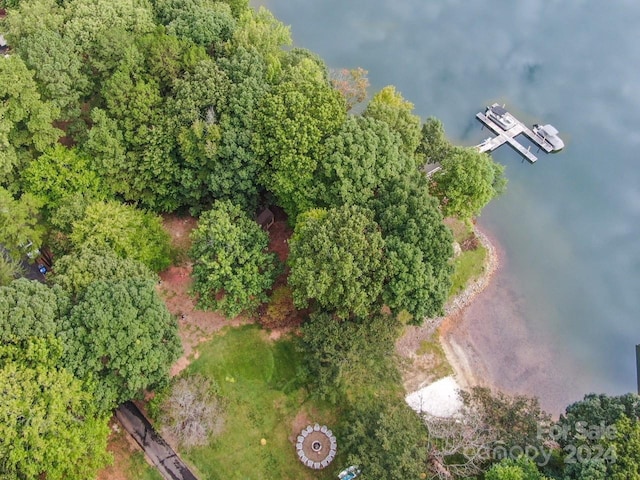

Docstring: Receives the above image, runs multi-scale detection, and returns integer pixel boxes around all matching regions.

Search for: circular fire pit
[295,424,337,470]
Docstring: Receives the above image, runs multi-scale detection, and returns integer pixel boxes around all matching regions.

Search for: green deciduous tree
[602,416,640,480]
[299,312,401,404]
[430,147,507,219]
[0,56,61,186]
[154,0,236,49]
[0,278,69,344]
[22,146,106,215]
[486,457,551,480]
[370,174,453,321]
[0,186,45,261]
[0,339,112,480]
[51,246,154,299]
[313,116,413,208]
[189,200,277,317]
[61,279,182,412]
[341,401,429,480]
[287,205,385,319]
[364,85,422,157]
[417,116,453,166]
[254,59,346,219]
[69,201,171,272]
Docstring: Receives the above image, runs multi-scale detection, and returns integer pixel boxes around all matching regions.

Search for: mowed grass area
[181,325,340,480]
[445,217,487,297]
[128,452,164,480]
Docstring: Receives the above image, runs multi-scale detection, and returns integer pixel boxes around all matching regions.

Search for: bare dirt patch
[97,417,151,480]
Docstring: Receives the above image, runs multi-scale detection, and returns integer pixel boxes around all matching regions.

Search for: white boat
[486,104,517,131]
[533,124,564,152]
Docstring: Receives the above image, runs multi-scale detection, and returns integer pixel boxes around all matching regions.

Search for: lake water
[253,0,640,413]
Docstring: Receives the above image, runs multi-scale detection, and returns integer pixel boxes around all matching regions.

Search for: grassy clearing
[417,335,453,380]
[179,325,339,480]
[449,245,487,296]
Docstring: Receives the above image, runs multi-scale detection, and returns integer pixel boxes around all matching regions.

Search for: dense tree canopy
[61,279,182,412]
[0,339,112,480]
[51,246,154,299]
[189,200,277,317]
[485,457,550,480]
[0,279,68,344]
[371,174,453,321]
[312,116,413,208]
[430,147,507,219]
[288,205,386,319]
[69,200,171,271]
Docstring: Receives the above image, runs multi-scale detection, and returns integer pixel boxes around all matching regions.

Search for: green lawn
[127,452,164,480]
[180,325,341,480]
[449,245,487,297]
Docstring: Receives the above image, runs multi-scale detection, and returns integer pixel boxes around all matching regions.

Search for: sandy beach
[400,224,588,417]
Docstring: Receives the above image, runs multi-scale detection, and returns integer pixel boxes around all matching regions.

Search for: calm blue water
[253,0,640,410]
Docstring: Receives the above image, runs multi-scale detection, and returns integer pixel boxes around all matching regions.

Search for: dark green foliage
[61,279,182,413]
[371,174,453,321]
[51,247,155,299]
[299,312,401,404]
[559,393,640,447]
[0,338,112,480]
[287,205,386,319]
[189,200,277,317]
[0,251,24,287]
[313,116,413,208]
[430,147,507,219]
[0,278,69,344]
[340,401,429,480]
[69,201,172,272]
[417,116,453,165]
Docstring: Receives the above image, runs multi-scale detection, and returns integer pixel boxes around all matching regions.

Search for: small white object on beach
[405,376,463,418]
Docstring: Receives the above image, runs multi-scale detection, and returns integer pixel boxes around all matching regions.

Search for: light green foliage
[599,416,640,479]
[341,401,429,480]
[51,247,155,299]
[299,312,402,404]
[0,338,112,480]
[0,251,23,286]
[216,0,248,17]
[22,146,106,214]
[0,187,45,261]
[189,200,277,317]
[313,116,413,208]
[371,174,453,321]
[231,7,291,80]
[417,116,453,165]
[2,0,65,41]
[0,56,61,185]
[61,279,182,413]
[254,60,346,219]
[486,457,550,480]
[0,278,69,344]
[16,29,89,117]
[364,85,422,157]
[430,147,507,219]
[154,0,236,48]
[287,205,385,319]
[69,201,171,272]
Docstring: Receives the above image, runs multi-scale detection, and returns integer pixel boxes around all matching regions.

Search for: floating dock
[475,104,561,163]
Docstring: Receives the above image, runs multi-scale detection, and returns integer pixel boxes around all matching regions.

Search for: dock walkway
[475,104,557,163]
